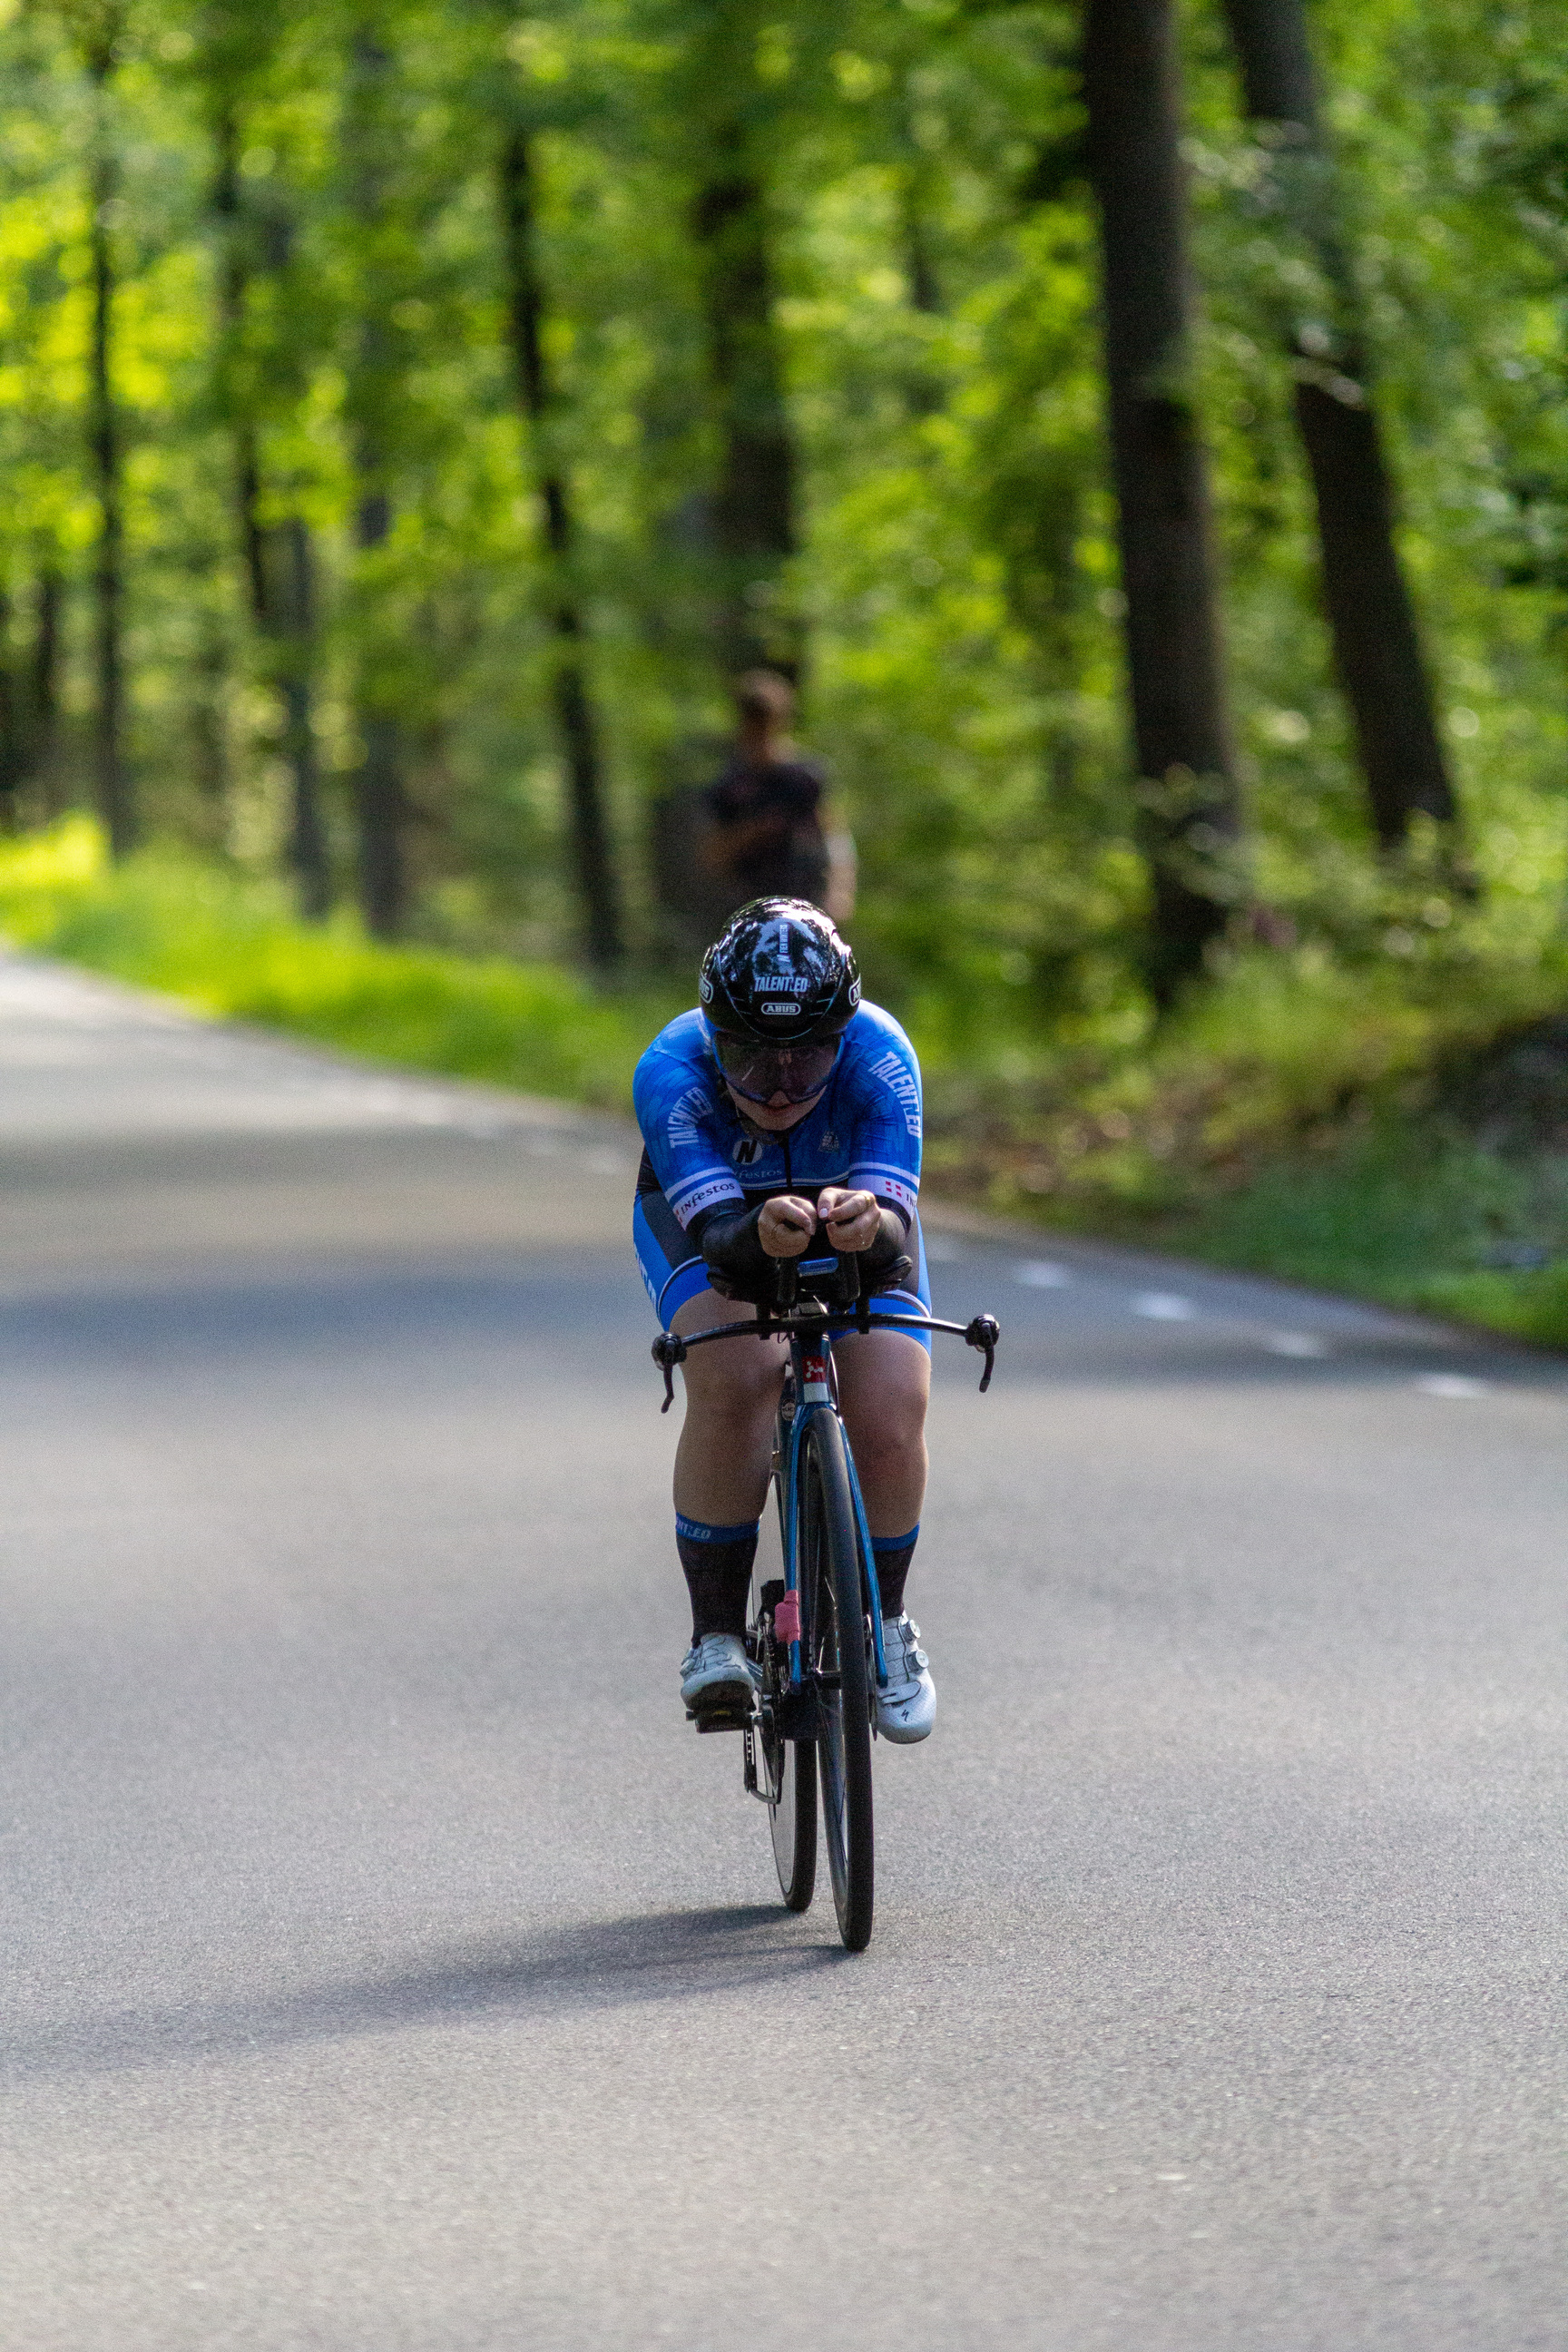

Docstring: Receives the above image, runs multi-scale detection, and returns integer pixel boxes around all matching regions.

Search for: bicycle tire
[768,1723,817,1911]
[750,1559,816,1912]
[801,1412,875,1951]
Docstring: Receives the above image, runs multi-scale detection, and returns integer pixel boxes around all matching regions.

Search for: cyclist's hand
[818,1186,879,1253]
[759,1193,818,1258]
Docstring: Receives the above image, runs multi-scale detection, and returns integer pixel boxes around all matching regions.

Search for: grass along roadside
[0,820,678,1110]
[3,818,1567,1349]
[1169,1117,1568,1347]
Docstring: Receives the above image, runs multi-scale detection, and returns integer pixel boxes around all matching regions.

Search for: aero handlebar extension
[651,1227,1000,1412]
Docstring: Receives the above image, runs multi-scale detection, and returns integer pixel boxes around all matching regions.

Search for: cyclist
[633,898,936,1742]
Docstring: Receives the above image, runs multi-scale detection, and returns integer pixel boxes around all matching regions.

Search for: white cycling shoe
[875,1614,936,1744]
[680,1632,758,1725]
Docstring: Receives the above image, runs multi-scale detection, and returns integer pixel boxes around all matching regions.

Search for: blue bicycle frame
[652,1249,999,1707]
[778,1326,889,1692]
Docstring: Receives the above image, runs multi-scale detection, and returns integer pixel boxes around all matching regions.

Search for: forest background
[3,0,1568,1345]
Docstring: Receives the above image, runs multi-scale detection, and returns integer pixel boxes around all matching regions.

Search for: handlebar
[652,1297,1002,1412]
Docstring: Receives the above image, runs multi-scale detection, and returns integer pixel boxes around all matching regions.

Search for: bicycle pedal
[689,1703,752,1734]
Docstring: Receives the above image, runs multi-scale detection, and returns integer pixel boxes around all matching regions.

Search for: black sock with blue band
[870,1525,919,1621]
[676,1513,760,1642]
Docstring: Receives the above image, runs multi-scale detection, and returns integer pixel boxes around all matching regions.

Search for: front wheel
[801,1413,875,1951]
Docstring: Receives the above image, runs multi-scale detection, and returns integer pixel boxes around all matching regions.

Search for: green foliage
[3,0,1564,970]
[1417,1259,1568,1348]
[1175,1122,1568,1350]
[1179,1122,1533,1296]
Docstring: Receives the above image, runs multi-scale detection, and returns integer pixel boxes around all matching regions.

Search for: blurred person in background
[704,670,856,925]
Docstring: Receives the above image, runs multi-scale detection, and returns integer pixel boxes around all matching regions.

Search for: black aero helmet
[701,901,860,1105]
[701,898,860,1044]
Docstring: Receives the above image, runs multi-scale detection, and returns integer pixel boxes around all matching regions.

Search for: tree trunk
[1083,0,1241,1003]
[498,126,622,972]
[0,591,19,832]
[345,23,407,938]
[895,74,942,320]
[191,614,230,808]
[86,51,130,856]
[1218,0,1458,850]
[279,520,329,920]
[30,566,61,808]
[691,122,799,678]
[211,97,330,917]
[352,483,406,938]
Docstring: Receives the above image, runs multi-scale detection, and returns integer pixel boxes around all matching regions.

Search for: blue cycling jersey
[632,1002,922,1234]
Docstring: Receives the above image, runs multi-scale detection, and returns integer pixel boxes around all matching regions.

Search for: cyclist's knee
[848,1409,926,1485]
[838,1348,927,1490]
[685,1379,779,1446]
[673,1309,786,1426]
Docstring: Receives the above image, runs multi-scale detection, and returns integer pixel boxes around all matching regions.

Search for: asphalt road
[2,948,1564,2352]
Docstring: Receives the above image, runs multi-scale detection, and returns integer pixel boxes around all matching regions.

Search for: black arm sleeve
[691,1199,915,1303]
[693,1203,774,1301]
[860,1205,915,1291]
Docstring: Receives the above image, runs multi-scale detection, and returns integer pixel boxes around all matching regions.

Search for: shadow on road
[5,1903,850,2089]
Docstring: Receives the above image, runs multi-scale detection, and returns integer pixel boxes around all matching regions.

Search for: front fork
[774,1367,887,1698]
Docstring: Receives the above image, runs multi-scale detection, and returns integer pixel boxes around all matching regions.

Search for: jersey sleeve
[632,1027,746,1233]
[841,1014,922,1224]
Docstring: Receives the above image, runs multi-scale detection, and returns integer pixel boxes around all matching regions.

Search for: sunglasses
[710,1027,843,1105]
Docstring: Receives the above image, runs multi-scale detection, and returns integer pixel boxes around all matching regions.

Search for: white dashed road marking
[1014,1260,1071,1288]
[1133,1292,1196,1320]
[1264,1332,1328,1358]
[1416,1374,1490,1398]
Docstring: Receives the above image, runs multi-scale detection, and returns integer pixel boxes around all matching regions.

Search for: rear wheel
[801,1413,875,1951]
[768,1726,817,1910]
[751,1575,816,1913]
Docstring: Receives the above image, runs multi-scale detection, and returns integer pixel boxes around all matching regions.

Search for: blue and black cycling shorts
[632,1152,932,1347]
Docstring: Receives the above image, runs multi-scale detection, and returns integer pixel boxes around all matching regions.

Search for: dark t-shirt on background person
[704,754,830,907]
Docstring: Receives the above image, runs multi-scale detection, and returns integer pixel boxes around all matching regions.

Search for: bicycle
[653,1235,1000,1952]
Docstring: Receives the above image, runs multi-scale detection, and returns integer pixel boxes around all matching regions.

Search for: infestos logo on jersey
[671,1173,743,1229]
[870,1049,922,1139]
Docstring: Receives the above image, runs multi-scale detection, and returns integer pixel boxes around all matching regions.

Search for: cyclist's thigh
[672,1285,789,1409]
[833,1325,930,1439]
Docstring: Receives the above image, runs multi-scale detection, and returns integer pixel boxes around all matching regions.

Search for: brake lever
[652,1329,687,1413]
[964,1312,1000,1392]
